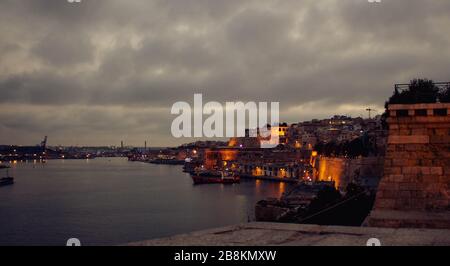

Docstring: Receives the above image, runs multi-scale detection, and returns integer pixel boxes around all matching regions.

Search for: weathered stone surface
[384,167,402,175]
[126,222,450,246]
[388,103,450,110]
[411,128,428,135]
[367,210,450,230]
[369,103,450,228]
[316,157,384,191]
[388,135,429,144]
[430,135,450,144]
[392,158,408,166]
[444,167,450,175]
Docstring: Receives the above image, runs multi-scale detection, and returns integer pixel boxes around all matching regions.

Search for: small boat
[0,177,14,187]
[0,170,14,187]
[149,158,185,165]
[191,169,240,185]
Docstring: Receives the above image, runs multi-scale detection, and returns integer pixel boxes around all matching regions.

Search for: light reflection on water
[0,157,292,246]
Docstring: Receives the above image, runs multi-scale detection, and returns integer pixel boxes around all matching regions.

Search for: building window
[396,110,409,117]
[415,109,427,116]
[433,108,448,116]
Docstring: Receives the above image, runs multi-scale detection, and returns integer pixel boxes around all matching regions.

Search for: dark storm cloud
[32,32,95,66]
[0,0,450,146]
[0,72,87,105]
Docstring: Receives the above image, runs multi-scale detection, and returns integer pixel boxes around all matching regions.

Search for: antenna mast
[366,108,374,119]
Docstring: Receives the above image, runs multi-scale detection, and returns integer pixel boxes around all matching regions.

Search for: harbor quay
[0,138,125,163]
[119,108,389,230]
[2,83,449,246]
[128,101,450,245]
[3,0,450,251]
[127,113,386,188]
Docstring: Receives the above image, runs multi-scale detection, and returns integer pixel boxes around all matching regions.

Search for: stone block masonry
[127,222,450,246]
[367,103,450,229]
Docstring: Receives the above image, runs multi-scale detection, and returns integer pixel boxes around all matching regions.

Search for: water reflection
[253,179,288,199]
[0,158,294,245]
[278,182,286,198]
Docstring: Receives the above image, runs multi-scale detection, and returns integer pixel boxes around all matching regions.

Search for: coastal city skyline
[1,0,450,146]
[0,113,380,148]
[1,0,450,250]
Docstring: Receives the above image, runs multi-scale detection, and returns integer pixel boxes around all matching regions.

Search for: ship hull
[0,177,14,187]
[191,175,240,185]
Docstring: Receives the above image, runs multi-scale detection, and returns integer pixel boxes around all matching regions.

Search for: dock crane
[41,136,48,157]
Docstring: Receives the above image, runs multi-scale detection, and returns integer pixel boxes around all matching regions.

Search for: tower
[366,103,450,229]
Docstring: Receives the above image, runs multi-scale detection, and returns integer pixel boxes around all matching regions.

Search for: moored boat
[0,169,14,187]
[191,169,240,185]
[0,177,14,187]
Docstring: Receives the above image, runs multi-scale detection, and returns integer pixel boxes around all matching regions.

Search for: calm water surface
[0,158,291,245]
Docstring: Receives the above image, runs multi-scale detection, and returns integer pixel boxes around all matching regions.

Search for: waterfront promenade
[240,174,299,183]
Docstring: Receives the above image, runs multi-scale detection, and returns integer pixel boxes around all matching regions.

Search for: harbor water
[0,157,291,245]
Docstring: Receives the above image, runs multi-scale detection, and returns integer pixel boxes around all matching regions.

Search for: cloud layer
[1,0,449,146]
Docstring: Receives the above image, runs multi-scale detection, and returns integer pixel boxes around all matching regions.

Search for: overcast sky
[0,0,449,146]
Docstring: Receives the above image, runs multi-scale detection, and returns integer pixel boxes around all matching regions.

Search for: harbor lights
[279,168,287,178]
[254,167,263,176]
[310,151,318,168]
